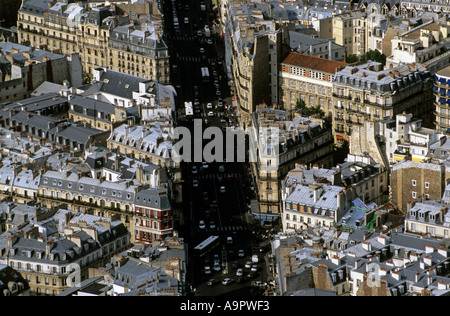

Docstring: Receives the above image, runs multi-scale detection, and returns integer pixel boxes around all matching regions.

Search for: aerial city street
[1,0,450,299]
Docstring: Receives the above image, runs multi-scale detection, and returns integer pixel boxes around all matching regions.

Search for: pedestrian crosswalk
[176,55,216,64]
[192,173,239,180]
[174,35,197,41]
[202,225,247,233]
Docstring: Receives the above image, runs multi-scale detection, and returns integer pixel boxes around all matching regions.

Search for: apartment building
[405,199,450,239]
[288,32,345,62]
[281,182,357,232]
[332,61,433,143]
[390,160,450,213]
[250,108,334,220]
[134,188,173,244]
[374,113,444,164]
[38,170,139,234]
[108,23,170,84]
[0,42,82,103]
[332,10,367,57]
[107,124,175,169]
[17,1,170,83]
[434,65,450,133]
[68,95,129,132]
[17,1,81,54]
[386,20,450,73]
[223,1,290,129]
[279,51,347,117]
[0,209,130,296]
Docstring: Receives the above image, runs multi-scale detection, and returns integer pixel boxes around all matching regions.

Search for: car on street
[193,179,199,187]
[200,47,205,53]
[251,265,259,272]
[218,165,225,173]
[236,268,243,277]
[208,111,214,117]
[209,221,216,229]
[199,220,206,230]
[192,166,198,174]
[197,30,203,37]
[216,90,221,96]
[213,261,221,272]
[207,278,219,286]
[245,261,252,269]
[207,39,213,44]
[207,103,213,109]
[184,17,189,23]
[238,249,244,257]
[220,186,226,193]
[222,278,234,285]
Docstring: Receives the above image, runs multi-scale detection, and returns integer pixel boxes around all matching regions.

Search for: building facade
[17,1,170,83]
[250,108,334,220]
[332,61,433,143]
[279,51,347,117]
[434,65,450,133]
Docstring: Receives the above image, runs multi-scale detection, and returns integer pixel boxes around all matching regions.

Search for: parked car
[236,268,243,277]
[199,220,206,230]
[245,261,252,269]
[220,186,226,193]
[193,179,199,187]
[238,249,245,257]
[222,278,234,285]
[207,278,219,286]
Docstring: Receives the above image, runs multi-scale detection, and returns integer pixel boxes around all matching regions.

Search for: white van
[252,255,259,263]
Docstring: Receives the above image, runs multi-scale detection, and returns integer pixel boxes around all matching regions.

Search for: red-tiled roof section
[282,52,348,74]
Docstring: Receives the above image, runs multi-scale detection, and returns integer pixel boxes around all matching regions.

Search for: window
[425,182,430,189]
[412,180,416,187]
[412,191,417,199]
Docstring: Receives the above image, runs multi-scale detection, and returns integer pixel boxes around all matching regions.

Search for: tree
[295,98,325,118]
[345,50,386,66]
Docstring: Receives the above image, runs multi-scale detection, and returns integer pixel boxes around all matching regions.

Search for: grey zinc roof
[285,184,344,211]
[41,170,138,204]
[135,188,171,210]
[98,70,145,99]
[57,124,105,145]
[69,95,116,115]
[114,259,160,289]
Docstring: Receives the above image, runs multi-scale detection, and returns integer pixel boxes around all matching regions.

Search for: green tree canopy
[346,50,386,66]
[295,98,325,118]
